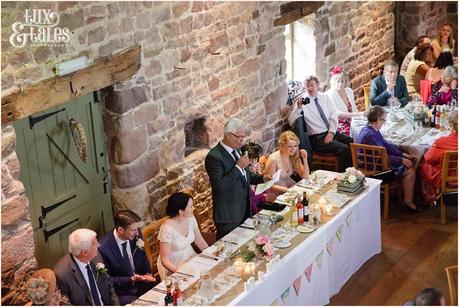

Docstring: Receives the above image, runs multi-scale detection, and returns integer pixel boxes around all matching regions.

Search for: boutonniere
[95,262,108,279]
[132,237,144,257]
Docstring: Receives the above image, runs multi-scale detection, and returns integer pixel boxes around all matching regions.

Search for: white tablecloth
[229,177,382,305]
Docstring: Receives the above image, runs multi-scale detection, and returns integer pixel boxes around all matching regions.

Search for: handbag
[420,80,432,104]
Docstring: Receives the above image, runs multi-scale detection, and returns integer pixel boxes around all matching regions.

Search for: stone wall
[1,126,37,305]
[314,1,396,110]
[394,1,458,64]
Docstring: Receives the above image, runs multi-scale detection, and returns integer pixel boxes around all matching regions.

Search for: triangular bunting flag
[293,276,302,296]
[327,237,334,256]
[336,224,344,242]
[316,251,324,270]
[346,212,352,227]
[281,286,290,305]
[271,298,278,306]
[304,263,313,282]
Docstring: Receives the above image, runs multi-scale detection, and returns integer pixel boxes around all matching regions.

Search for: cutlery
[222,239,238,245]
[175,270,195,278]
[199,253,220,261]
[238,224,255,230]
[151,288,167,294]
[137,298,159,305]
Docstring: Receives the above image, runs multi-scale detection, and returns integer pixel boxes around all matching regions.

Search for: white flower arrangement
[96,262,108,274]
[26,277,50,305]
[343,167,364,183]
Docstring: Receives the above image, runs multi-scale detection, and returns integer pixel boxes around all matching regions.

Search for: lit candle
[234,257,244,276]
[325,204,333,215]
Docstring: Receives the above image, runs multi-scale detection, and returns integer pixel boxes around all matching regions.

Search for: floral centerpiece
[337,167,365,193]
[404,100,428,122]
[242,235,275,262]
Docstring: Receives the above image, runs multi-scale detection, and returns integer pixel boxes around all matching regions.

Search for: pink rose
[263,243,275,257]
[255,235,270,245]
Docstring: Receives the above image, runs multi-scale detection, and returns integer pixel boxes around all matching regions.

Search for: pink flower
[263,243,275,257]
[255,235,270,245]
[331,65,343,76]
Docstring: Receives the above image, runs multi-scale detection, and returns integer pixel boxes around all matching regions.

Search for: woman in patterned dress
[325,66,364,136]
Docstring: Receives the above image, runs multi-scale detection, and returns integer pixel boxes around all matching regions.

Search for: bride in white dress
[157,192,209,281]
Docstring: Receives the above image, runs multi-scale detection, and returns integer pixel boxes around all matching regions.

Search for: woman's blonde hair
[330,72,349,89]
[278,131,301,170]
[438,24,456,50]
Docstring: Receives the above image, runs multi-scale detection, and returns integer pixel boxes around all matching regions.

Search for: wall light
[55,56,88,76]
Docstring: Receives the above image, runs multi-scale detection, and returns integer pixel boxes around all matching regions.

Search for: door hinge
[43,218,79,242]
[41,194,76,219]
[29,108,66,129]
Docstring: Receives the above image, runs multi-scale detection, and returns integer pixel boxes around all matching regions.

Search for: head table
[134,171,382,306]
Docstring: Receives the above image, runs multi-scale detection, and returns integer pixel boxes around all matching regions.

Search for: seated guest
[263,131,309,197]
[432,23,455,61]
[427,65,458,106]
[288,75,353,172]
[400,35,431,76]
[325,65,364,135]
[414,288,446,306]
[54,228,119,306]
[406,43,434,95]
[356,106,420,212]
[241,142,271,214]
[99,210,155,305]
[157,192,209,281]
[26,269,69,305]
[427,52,454,83]
[420,111,458,205]
[370,60,409,107]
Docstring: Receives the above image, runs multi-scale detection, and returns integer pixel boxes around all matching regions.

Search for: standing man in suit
[54,228,120,306]
[289,75,353,172]
[99,210,155,305]
[205,117,270,240]
[370,60,409,107]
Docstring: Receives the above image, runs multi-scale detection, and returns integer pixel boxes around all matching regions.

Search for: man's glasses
[230,132,245,140]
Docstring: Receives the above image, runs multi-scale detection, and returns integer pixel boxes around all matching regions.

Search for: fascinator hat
[26,269,56,305]
[330,65,344,76]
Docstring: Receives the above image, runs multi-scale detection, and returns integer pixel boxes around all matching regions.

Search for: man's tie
[86,264,102,306]
[122,242,135,274]
[231,149,239,161]
[314,97,330,130]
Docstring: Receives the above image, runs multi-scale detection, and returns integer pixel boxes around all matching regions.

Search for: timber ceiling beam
[2,45,141,124]
[274,1,324,26]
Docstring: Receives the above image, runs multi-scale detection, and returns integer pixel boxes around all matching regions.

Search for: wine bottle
[431,104,436,127]
[302,192,309,222]
[296,199,304,225]
[164,280,174,306]
[173,281,183,306]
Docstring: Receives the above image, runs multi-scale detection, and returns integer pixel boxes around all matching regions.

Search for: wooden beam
[274,2,324,26]
[2,45,141,124]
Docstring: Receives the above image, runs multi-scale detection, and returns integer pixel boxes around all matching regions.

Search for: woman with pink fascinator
[325,65,365,136]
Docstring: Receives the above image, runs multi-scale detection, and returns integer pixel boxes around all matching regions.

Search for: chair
[141,217,167,281]
[363,84,371,110]
[350,143,400,220]
[312,152,339,172]
[445,265,458,305]
[440,151,458,224]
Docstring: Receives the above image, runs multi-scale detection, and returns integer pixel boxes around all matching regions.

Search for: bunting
[327,237,334,256]
[336,224,344,242]
[316,251,324,270]
[293,276,302,296]
[304,263,313,282]
[346,212,352,227]
[281,287,290,305]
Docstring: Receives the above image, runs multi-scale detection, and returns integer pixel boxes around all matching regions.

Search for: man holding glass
[205,117,270,239]
[370,60,409,107]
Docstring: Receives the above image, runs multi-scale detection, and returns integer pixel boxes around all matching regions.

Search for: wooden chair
[445,265,458,305]
[440,151,458,224]
[363,84,371,110]
[312,152,339,172]
[141,217,167,281]
[350,143,400,220]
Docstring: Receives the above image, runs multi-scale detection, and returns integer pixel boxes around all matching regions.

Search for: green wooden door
[13,91,114,268]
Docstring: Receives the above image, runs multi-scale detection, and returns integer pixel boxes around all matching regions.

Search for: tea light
[318,197,326,209]
[324,203,333,215]
[257,271,264,281]
[243,262,255,277]
[233,257,244,276]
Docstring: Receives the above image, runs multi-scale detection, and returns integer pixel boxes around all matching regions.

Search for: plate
[297,225,314,233]
[273,240,292,248]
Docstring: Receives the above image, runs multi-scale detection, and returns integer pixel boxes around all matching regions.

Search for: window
[284,15,316,82]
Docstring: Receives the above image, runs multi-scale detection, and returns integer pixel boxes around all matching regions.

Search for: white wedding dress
[157,216,198,281]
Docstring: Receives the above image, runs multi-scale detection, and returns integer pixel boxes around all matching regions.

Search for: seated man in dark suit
[99,210,155,305]
[54,228,120,306]
[370,59,409,107]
